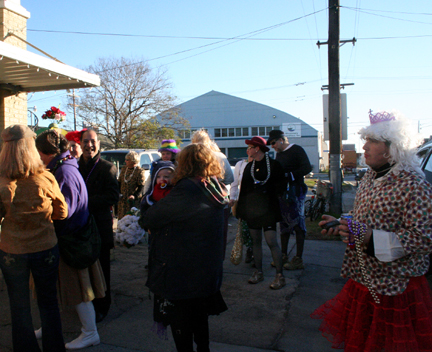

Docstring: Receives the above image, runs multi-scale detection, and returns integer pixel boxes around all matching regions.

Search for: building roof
[0,40,100,93]
[174,90,318,136]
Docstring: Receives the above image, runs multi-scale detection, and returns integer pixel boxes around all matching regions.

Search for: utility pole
[67,89,80,130]
[328,0,342,215]
[317,0,356,216]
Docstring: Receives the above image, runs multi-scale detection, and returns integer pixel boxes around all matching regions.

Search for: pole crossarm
[317,37,356,48]
[321,83,354,91]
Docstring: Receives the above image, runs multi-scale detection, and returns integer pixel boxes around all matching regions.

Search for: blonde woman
[117,151,145,219]
[191,129,234,259]
[0,125,68,352]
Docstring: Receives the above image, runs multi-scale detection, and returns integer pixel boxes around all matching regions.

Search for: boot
[283,256,304,270]
[65,301,100,350]
[34,327,42,339]
[245,247,254,263]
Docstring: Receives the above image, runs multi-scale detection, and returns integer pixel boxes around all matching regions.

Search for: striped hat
[158,139,180,154]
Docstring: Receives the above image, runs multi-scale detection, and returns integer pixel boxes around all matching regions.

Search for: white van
[100,149,161,179]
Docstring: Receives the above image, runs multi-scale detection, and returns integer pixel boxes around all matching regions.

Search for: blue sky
[24,0,432,150]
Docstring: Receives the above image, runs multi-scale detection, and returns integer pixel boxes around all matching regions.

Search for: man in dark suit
[79,129,119,322]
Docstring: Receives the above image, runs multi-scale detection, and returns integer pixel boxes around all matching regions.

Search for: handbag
[57,214,101,270]
[230,220,244,265]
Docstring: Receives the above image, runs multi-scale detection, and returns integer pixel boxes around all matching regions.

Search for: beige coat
[0,170,68,254]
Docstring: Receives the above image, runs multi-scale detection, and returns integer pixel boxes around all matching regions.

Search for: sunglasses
[270,140,279,146]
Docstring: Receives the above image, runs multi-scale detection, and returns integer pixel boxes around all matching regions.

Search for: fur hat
[158,139,180,154]
[245,136,270,152]
[1,125,35,142]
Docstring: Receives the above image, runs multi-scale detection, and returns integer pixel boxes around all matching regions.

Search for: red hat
[65,130,82,144]
[245,136,269,152]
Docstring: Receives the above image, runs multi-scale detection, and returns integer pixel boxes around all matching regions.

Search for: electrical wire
[342,6,432,26]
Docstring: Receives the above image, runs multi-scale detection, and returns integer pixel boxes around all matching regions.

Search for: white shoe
[34,327,42,339]
[65,331,100,350]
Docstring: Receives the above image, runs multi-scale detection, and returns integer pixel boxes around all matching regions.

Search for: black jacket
[236,156,285,227]
[79,153,120,247]
[142,177,227,301]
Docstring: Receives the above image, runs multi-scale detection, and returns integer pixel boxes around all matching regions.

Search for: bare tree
[70,57,188,149]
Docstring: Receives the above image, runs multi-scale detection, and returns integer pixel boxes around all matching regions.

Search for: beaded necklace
[250,152,271,185]
[124,166,137,184]
[85,158,100,184]
[51,155,74,174]
[347,219,381,304]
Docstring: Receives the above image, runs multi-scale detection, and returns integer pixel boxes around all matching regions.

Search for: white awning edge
[0,40,100,93]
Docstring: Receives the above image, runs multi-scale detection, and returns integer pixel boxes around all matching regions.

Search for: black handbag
[57,214,101,270]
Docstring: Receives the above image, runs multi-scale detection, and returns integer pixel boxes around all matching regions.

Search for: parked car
[100,149,161,178]
[355,167,368,186]
[418,140,432,185]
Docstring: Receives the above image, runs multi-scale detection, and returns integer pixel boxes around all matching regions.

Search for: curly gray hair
[126,151,139,164]
[359,110,423,175]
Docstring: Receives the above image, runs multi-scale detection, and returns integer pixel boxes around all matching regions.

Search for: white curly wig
[358,110,424,176]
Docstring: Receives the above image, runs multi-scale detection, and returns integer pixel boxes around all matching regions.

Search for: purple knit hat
[158,139,180,154]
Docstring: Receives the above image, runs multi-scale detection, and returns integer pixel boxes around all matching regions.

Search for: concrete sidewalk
[0,233,348,352]
[0,188,355,352]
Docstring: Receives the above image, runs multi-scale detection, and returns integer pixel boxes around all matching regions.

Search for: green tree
[69,56,188,149]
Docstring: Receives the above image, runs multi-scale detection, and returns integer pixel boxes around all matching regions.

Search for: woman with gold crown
[314,110,432,351]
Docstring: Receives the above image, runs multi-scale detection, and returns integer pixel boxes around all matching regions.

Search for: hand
[319,215,339,235]
[128,195,135,200]
[336,219,373,246]
[229,199,236,207]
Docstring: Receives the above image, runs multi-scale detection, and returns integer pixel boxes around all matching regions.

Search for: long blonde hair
[172,143,224,184]
[0,136,45,179]
[191,129,221,152]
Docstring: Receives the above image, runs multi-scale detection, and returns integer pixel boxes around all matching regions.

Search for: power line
[28,8,328,43]
[342,6,432,25]
[341,6,432,16]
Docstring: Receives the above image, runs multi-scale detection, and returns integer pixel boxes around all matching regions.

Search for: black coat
[142,177,226,301]
[79,154,120,247]
[236,156,285,228]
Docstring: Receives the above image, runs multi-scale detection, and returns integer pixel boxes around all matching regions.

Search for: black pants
[170,313,210,352]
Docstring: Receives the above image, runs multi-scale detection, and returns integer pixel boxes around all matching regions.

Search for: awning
[0,40,100,93]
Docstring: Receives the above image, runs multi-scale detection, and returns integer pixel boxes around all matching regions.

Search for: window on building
[221,128,227,137]
[214,129,221,138]
[178,129,191,139]
[229,128,235,137]
[243,127,249,136]
[259,127,265,135]
[235,128,241,136]
[251,127,258,136]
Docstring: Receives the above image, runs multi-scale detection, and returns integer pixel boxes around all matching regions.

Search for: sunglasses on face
[270,140,279,146]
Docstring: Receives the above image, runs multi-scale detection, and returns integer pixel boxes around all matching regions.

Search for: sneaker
[248,271,264,284]
[269,273,286,290]
[283,256,304,270]
[271,254,288,268]
[245,248,254,263]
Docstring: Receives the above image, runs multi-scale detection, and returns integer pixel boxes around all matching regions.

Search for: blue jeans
[0,245,65,352]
